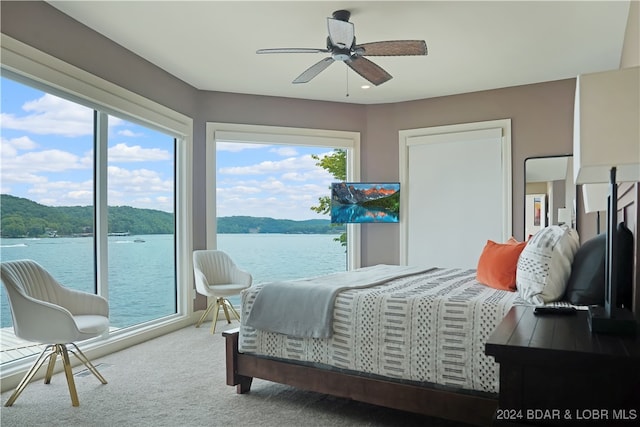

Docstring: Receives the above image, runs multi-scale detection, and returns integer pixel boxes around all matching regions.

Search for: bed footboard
[223,329,497,427]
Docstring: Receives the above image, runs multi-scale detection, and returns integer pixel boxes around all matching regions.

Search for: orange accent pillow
[476,239,527,291]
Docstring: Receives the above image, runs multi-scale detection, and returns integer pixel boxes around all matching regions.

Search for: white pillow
[516,225,580,305]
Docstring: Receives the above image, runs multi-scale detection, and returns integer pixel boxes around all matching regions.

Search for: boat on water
[134,238,145,243]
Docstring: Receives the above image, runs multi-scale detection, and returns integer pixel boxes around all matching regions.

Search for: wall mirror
[524,155,574,237]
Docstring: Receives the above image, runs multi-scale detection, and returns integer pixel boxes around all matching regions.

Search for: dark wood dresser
[485,305,640,426]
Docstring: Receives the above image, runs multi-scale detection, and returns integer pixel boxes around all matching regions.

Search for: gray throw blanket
[245,264,434,338]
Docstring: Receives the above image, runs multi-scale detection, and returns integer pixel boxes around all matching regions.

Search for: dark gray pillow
[564,233,605,305]
[563,223,633,307]
[617,223,634,309]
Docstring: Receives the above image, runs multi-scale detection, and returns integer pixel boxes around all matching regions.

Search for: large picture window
[0,35,192,375]
[206,123,361,278]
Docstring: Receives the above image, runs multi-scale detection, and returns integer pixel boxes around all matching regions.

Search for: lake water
[0,234,347,329]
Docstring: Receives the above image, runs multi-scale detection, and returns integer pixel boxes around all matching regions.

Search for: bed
[224,182,639,427]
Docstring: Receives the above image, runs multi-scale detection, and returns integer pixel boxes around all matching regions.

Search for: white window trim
[0,34,195,391]
[206,122,362,270]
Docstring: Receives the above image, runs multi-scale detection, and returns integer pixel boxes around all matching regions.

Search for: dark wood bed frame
[224,182,639,427]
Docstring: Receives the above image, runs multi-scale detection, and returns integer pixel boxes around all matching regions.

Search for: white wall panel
[400,121,511,268]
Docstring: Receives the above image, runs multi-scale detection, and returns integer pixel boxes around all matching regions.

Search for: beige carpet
[1,321,476,427]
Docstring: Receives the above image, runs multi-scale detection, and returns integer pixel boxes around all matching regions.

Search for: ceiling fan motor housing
[332,10,351,22]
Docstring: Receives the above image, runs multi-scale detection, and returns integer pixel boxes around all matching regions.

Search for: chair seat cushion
[74,315,109,338]
[208,283,251,297]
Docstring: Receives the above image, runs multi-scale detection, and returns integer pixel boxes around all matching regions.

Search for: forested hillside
[217,216,343,234]
[0,195,342,237]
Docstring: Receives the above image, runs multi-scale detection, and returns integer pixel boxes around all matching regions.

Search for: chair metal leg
[58,344,80,406]
[195,302,216,328]
[4,345,56,407]
[199,298,241,334]
[221,299,231,324]
[210,298,222,334]
[44,347,58,384]
[67,343,108,384]
[4,342,107,407]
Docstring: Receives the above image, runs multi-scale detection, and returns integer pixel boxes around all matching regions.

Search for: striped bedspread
[239,267,525,394]
[245,265,435,338]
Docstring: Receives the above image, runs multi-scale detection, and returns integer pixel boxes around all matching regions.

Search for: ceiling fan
[256,10,428,86]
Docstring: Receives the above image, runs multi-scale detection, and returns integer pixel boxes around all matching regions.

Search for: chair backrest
[1,260,76,342]
[1,259,109,343]
[192,250,240,286]
[193,249,253,294]
[1,259,66,304]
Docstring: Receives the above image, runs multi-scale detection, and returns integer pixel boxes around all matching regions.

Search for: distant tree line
[0,195,342,238]
[217,216,343,234]
[0,194,175,237]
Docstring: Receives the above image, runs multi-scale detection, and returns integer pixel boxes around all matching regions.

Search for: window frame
[0,34,194,389]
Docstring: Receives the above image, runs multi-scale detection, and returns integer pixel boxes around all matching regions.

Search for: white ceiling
[47,1,630,105]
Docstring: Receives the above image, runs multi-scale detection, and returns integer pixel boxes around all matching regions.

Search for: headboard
[618,182,640,320]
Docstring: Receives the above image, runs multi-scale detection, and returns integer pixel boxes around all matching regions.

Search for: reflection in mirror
[524,155,574,237]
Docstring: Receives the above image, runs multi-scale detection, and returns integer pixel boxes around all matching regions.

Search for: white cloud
[214,148,338,220]
[219,154,322,176]
[1,136,38,161]
[108,143,171,162]
[1,93,124,137]
[2,136,38,150]
[216,186,262,196]
[216,176,332,220]
[155,196,171,205]
[1,94,93,137]
[118,129,144,137]
[270,147,298,156]
[67,190,93,201]
[108,166,173,193]
[28,179,94,207]
[0,171,48,186]
[10,165,174,212]
[1,147,90,176]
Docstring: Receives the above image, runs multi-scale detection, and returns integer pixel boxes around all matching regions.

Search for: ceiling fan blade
[293,57,335,84]
[346,56,392,86]
[257,48,328,54]
[327,18,354,49]
[355,40,428,56]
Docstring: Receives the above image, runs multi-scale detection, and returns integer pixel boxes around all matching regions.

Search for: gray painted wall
[0,1,587,274]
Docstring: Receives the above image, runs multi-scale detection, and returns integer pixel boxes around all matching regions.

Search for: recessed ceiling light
[361,85,371,90]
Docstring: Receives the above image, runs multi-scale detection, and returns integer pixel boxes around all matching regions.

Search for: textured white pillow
[516,225,580,305]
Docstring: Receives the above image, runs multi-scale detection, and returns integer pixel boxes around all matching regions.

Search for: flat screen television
[330,182,400,223]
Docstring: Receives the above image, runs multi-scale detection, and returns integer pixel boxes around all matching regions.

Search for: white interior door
[400,121,511,268]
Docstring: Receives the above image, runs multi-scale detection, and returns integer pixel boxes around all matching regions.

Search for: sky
[1,77,337,220]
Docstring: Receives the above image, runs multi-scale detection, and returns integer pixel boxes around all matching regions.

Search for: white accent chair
[193,250,252,333]
[0,260,109,407]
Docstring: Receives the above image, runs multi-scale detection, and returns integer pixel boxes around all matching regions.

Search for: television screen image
[330,182,400,223]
